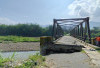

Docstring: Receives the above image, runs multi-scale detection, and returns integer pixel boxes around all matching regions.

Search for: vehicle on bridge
[95,36,100,46]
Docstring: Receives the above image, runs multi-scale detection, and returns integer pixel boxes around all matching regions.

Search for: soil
[0,42,40,52]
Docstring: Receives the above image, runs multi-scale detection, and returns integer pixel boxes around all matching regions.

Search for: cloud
[0,17,18,25]
[68,0,100,22]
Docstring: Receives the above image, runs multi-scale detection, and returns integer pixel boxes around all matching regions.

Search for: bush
[15,53,46,68]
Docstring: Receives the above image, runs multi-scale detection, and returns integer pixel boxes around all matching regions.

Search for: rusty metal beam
[54,17,87,21]
[85,17,91,43]
[52,19,57,40]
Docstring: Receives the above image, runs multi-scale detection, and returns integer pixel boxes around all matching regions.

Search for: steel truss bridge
[52,17,91,44]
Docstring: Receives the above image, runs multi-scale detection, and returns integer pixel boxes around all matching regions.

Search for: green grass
[0,52,15,67]
[81,49,86,53]
[15,53,46,68]
[0,53,47,68]
[0,56,10,67]
[0,36,40,43]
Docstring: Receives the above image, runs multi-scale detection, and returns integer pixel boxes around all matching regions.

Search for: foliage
[91,27,100,38]
[0,56,10,67]
[0,53,46,68]
[0,52,15,67]
[15,53,46,68]
[0,36,40,43]
[0,24,53,37]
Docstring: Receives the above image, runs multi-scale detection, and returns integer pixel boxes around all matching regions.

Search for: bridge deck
[54,36,100,67]
[55,36,79,45]
[47,36,83,53]
[46,36,95,68]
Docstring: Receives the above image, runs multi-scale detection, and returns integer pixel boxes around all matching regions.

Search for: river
[0,51,40,60]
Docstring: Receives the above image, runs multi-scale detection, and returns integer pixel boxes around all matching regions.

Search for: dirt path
[0,42,40,52]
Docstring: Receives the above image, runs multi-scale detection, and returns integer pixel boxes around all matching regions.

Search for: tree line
[0,24,99,37]
[0,24,53,37]
[91,27,100,38]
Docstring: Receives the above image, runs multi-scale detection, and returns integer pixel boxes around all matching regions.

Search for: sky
[0,0,100,28]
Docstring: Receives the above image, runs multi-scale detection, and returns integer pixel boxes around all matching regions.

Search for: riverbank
[0,42,40,52]
[0,53,48,68]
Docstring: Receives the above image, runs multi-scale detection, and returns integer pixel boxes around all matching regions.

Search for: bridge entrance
[52,17,91,43]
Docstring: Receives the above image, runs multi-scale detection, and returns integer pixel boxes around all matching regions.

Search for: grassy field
[0,36,40,43]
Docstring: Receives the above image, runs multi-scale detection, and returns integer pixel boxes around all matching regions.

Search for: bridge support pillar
[40,36,53,56]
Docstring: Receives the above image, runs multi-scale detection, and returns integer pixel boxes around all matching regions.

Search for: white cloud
[68,0,100,22]
[0,17,18,25]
